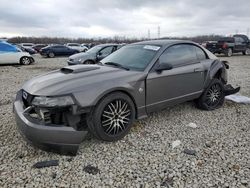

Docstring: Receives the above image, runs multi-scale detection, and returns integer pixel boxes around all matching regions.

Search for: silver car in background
[0,41,34,65]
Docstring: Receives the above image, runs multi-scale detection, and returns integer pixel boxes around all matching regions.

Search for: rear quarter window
[194,46,207,61]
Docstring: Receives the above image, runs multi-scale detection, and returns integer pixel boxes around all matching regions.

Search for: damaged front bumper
[13,90,88,155]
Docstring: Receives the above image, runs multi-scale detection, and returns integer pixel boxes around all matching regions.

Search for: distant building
[0,38,8,42]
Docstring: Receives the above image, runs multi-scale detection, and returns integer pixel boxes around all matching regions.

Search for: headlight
[32,96,74,107]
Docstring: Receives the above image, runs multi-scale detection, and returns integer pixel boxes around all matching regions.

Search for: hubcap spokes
[23,57,30,65]
[206,84,222,106]
[101,100,131,135]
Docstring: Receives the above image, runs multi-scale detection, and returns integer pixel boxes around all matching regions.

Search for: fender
[203,59,227,88]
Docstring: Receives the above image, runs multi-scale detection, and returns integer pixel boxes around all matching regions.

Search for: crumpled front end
[13,90,89,155]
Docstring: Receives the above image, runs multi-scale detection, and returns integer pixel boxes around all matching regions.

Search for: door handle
[194,68,203,72]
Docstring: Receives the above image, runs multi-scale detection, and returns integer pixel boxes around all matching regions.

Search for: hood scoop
[60,65,100,74]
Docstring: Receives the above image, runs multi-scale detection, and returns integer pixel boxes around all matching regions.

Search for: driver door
[146,44,205,113]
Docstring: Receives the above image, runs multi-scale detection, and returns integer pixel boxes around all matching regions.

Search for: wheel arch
[93,89,138,118]
[204,60,227,88]
[19,56,31,64]
[83,59,95,64]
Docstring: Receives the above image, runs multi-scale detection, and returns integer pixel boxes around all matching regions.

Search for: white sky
[0,0,250,38]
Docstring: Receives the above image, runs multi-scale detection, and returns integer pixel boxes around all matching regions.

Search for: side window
[239,37,244,43]
[99,46,113,56]
[159,44,197,67]
[194,46,207,60]
[0,43,18,53]
[235,37,244,43]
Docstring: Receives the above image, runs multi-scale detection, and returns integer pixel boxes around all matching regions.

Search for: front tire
[83,60,95,64]
[20,57,31,65]
[196,79,225,110]
[87,92,135,141]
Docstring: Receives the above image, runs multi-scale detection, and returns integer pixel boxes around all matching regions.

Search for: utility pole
[148,29,151,39]
[157,26,161,39]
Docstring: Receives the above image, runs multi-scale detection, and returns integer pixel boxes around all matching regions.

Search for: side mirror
[155,63,173,73]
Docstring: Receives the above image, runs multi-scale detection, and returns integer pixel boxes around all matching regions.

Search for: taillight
[222,42,228,49]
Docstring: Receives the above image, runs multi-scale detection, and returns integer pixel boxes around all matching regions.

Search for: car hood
[22,65,143,96]
[69,52,94,61]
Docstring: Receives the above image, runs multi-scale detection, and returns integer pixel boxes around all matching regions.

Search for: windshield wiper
[104,62,130,71]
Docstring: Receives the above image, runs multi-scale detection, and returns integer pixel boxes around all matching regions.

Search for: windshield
[101,44,160,71]
[86,46,103,53]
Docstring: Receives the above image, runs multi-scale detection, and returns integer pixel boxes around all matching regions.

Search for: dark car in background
[14,40,239,154]
[205,34,250,56]
[67,43,122,65]
[16,44,37,55]
[32,44,48,52]
[40,45,80,58]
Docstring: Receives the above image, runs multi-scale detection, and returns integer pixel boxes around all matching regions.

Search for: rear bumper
[39,52,48,56]
[13,91,87,155]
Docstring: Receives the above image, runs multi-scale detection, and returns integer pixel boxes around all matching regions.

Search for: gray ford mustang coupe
[14,40,240,155]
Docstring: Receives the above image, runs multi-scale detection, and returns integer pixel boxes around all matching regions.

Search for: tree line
[6,35,223,45]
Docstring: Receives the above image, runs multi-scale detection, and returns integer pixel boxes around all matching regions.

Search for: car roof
[134,39,195,47]
[96,43,120,47]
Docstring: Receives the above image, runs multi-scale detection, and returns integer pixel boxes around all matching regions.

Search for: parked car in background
[65,43,88,52]
[40,45,79,58]
[205,34,250,56]
[16,45,37,55]
[19,43,35,49]
[81,43,90,49]
[0,41,34,65]
[68,43,121,65]
[14,40,240,154]
[201,41,217,48]
[32,44,48,52]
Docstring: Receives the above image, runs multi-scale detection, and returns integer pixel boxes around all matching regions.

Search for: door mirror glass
[155,63,173,72]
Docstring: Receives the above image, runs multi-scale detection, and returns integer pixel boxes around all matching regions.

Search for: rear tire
[20,57,31,65]
[48,52,55,58]
[196,79,225,111]
[243,48,250,55]
[225,48,233,57]
[87,92,135,141]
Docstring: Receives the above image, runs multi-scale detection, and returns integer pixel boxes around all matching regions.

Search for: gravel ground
[0,55,249,188]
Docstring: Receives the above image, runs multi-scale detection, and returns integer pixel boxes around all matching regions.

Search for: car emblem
[23,91,28,100]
